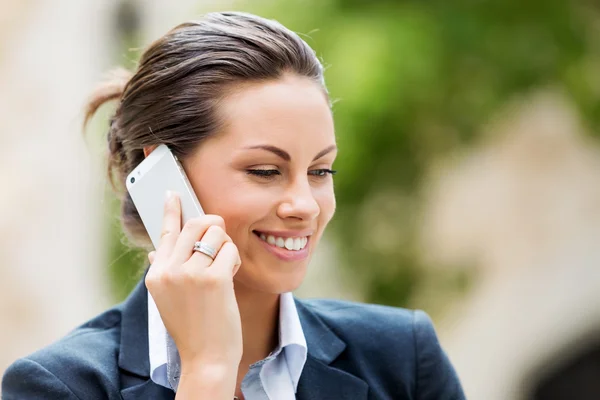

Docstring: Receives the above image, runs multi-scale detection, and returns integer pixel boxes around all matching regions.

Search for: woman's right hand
[145,191,242,397]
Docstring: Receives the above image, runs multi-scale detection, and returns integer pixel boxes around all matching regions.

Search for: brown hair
[83,11,326,249]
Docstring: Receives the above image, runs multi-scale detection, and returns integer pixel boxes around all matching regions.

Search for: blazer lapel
[118,274,175,400]
[121,379,174,400]
[294,299,369,400]
[116,276,368,399]
[296,356,369,400]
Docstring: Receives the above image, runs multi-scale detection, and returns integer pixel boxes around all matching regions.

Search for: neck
[234,281,280,366]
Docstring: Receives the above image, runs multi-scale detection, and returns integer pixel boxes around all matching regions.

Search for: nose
[277,176,320,221]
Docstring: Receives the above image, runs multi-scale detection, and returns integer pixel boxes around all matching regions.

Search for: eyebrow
[244,144,337,162]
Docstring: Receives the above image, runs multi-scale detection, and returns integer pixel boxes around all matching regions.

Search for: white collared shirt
[147,291,307,399]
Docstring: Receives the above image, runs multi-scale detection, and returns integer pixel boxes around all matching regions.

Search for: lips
[253,231,310,261]
[253,231,307,250]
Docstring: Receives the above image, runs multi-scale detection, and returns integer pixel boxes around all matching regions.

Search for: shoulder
[2,306,124,400]
[299,297,421,340]
[298,298,466,400]
[299,298,432,360]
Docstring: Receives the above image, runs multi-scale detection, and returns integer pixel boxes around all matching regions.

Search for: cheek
[194,171,266,226]
[188,159,278,248]
[316,187,336,224]
[207,190,274,240]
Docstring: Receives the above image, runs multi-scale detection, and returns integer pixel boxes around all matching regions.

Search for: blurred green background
[105,0,600,314]
[2,0,599,397]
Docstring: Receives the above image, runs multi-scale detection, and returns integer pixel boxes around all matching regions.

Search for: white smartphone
[125,144,204,249]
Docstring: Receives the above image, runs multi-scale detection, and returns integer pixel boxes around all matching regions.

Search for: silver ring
[193,241,217,260]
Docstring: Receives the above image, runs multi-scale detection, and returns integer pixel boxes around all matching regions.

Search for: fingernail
[165,190,173,201]
[166,191,178,203]
[167,191,180,206]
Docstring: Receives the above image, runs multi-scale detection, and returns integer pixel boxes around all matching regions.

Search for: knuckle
[182,216,226,236]
[160,228,174,240]
[183,217,206,232]
[220,229,232,242]
[181,268,197,283]
[207,214,226,229]
[201,273,223,289]
[221,241,238,253]
[156,268,178,285]
[204,224,223,237]
[144,272,157,289]
[146,269,168,289]
[161,269,177,282]
[163,204,178,220]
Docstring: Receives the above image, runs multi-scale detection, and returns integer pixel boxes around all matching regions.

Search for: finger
[148,251,156,265]
[154,191,182,264]
[186,225,231,268]
[209,241,242,277]
[172,215,229,265]
[232,257,242,276]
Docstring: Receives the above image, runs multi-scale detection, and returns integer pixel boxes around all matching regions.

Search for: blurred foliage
[103,0,600,311]
[103,0,151,302]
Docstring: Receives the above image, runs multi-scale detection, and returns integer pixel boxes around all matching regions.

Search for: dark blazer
[2,278,465,400]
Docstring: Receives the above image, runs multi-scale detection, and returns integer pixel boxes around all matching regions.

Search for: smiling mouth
[252,231,310,251]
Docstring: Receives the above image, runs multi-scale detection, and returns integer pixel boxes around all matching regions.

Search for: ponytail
[82,67,133,193]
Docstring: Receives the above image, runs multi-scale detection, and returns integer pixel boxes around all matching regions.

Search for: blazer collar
[117,279,349,375]
[117,275,368,399]
[294,299,369,400]
[118,276,151,378]
[118,275,175,399]
[293,299,345,363]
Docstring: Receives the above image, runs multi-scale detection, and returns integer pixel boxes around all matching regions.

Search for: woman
[2,11,465,400]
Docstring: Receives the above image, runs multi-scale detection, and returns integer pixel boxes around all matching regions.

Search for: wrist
[180,360,238,381]
[177,362,238,400]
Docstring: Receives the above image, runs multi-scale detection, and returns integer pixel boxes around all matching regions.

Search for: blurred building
[0,0,115,373]
[421,92,600,399]
[2,2,599,399]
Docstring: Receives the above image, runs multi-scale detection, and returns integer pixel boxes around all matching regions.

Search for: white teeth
[284,238,294,250]
[276,237,285,248]
[257,232,309,251]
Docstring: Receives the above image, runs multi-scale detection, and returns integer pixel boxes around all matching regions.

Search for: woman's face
[184,74,337,294]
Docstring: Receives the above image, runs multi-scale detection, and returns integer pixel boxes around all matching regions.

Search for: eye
[309,169,337,178]
[246,168,337,180]
[247,169,281,179]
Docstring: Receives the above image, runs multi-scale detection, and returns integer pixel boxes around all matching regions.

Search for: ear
[143,145,158,158]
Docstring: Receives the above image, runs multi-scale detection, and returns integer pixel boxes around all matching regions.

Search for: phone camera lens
[130,177,135,184]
